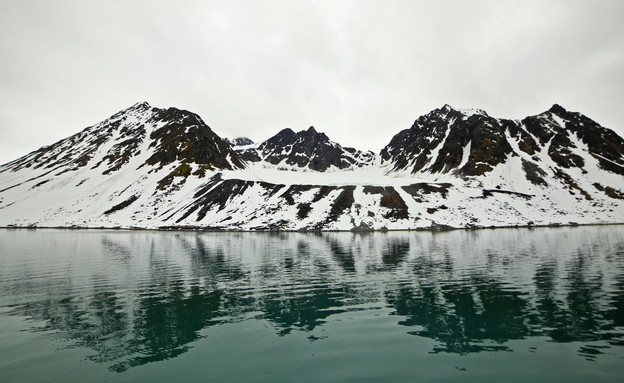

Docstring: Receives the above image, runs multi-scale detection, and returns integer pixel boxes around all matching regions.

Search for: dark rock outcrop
[381,104,624,180]
[145,107,245,170]
[380,105,514,176]
[242,126,373,171]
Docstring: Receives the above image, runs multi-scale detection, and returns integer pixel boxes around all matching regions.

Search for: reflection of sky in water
[0,227,623,374]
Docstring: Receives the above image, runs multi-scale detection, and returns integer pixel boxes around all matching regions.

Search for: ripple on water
[0,227,623,382]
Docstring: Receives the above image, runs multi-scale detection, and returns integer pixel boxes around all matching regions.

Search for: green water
[0,227,623,382]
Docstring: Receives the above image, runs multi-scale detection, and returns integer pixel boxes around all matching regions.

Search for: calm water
[0,227,623,382]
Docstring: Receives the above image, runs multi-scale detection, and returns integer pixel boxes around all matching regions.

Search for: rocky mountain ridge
[1,102,623,230]
[381,104,624,178]
[234,126,374,171]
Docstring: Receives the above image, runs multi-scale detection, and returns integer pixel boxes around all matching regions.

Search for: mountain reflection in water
[1,227,623,373]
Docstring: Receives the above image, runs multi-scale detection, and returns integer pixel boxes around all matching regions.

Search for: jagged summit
[437,104,488,117]
[548,103,567,115]
[236,125,374,171]
[106,101,151,119]
[132,101,150,108]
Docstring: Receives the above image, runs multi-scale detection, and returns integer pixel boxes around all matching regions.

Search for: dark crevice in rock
[482,189,533,199]
[104,195,139,215]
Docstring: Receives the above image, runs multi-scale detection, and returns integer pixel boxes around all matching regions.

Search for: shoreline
[1,221,623,233]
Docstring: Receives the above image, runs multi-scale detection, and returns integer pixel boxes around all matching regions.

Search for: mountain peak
[277,128,295,135]
[129,101,150,110]
[307,126,317,134]
[438,104,488,117]
[108,101,152,120]
[548,104,567,115]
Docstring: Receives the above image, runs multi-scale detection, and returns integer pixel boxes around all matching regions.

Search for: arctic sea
[0,227,623,382]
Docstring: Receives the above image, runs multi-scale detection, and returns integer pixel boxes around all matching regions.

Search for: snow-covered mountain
[224,137,254,147]
[1,102,623,231]
[235,126,374,171]
[381,104,624,179]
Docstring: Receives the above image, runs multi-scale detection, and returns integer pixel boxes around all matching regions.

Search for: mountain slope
[0,103,623,231]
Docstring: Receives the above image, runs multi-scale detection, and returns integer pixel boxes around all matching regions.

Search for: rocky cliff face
[1,102,623,230]
[381,104,624,180]
[378,103,624,212]
[381,105,515,176]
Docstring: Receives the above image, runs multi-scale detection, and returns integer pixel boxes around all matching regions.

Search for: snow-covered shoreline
[2,221,623,233]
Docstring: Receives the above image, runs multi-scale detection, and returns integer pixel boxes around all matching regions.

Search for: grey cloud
[1,0,623,164]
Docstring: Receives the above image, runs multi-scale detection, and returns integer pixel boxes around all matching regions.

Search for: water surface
[1,227,623,382]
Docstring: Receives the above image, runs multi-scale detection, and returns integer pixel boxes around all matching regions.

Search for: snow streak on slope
[0,103,623,231]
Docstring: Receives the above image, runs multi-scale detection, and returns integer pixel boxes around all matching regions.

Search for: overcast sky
[1,0,623,164]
